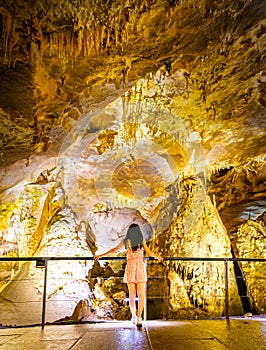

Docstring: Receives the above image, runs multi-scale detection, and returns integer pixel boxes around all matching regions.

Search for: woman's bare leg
[127,283,136,317]
[136,282,145,318]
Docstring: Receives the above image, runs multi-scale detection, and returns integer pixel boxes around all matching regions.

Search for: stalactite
[75,27,83,59]
[68,31,75,59]
[48,30,76,60]
[0,0,158,64]
[8,21,20,68]
[83,27,93,57]
[0,8,13,65]
[48,32,53,56]
[114,27,119,48]
[122,23,129,45]
[106,27,111,49]
[94,25,102,54]
[58,32,65,59]
[100,25,106,53]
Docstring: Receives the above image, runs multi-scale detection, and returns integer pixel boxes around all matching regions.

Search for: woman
[94,223,163,326]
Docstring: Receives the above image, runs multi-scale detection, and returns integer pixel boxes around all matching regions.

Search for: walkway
[0,317,265,350]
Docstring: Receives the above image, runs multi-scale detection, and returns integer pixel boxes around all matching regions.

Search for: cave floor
[0,317,265,350]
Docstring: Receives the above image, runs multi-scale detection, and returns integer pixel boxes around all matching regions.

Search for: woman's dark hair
[124,223,144,251]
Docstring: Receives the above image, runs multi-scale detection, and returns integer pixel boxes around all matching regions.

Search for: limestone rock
[234,213,266,314]
[0,0,265,325]
[91,283,120,319]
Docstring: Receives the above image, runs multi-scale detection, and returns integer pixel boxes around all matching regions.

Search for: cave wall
[0,68,262,325]
[0,0,265,325]
[234,214,266,314]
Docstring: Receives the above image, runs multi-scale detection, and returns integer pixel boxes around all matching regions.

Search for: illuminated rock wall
[148,196,243,319]
[0,0,265,325]
[234,215,266,314]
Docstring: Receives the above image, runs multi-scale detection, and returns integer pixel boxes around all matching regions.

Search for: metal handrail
[1,256,265,262]
[0,256,265,328]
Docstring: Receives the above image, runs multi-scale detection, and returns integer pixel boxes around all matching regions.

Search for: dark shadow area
[231,248,253,314]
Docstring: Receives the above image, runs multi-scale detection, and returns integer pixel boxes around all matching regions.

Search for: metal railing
[0,256,265,329]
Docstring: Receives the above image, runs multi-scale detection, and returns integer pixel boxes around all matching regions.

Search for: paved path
[0,318,265,350]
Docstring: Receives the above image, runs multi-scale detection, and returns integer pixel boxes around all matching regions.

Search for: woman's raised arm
[94,239,124,260]
[143,241,163,262]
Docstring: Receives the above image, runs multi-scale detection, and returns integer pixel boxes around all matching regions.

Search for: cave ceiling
[0,0,265,231]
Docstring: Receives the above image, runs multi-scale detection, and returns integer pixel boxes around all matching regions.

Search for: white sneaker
[136,317,142,326]
[131,315,137,324]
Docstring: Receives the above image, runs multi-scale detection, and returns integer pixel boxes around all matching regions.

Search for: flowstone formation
[0,177,95,326]
[0,0,265,326]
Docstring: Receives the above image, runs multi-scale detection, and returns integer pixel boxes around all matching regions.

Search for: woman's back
[126,247,144,261]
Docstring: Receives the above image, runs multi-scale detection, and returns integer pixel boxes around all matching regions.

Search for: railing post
[224,259,229,321]
[144,258,147,322]
[41,258,48,329]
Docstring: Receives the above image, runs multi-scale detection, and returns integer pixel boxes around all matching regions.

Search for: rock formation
[0,0,265,326]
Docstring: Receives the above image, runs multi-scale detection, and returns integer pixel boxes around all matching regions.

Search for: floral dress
[123,247,147,284]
